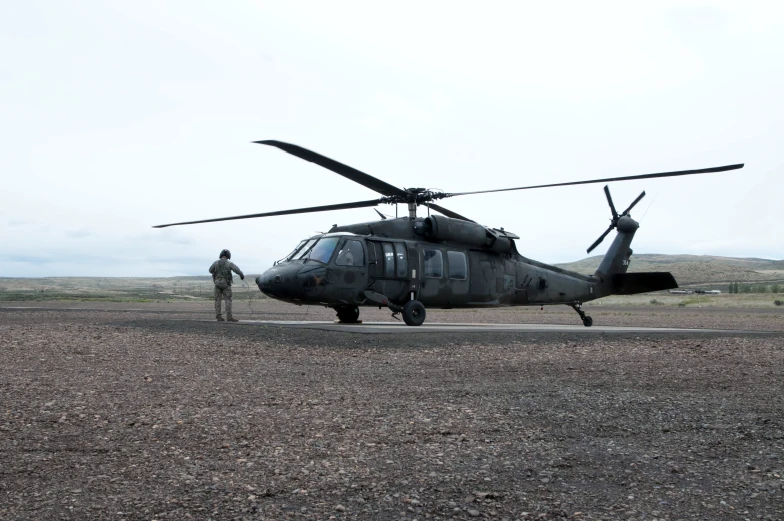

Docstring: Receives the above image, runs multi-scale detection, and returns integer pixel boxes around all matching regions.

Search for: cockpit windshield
[285,236,340,264]
[292,239,317,260]
[283,240,308,262]
[308,237,340,263]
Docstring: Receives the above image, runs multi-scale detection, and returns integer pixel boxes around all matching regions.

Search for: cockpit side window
[335,239,365,267]
[308,237,340,264]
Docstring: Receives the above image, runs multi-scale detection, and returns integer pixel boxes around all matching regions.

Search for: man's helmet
[220,249,231,259]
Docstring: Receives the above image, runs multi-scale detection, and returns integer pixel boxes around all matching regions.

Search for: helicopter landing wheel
[402,300,426,326]
[335,305,360,324]
[570,302,593,327]
[582,316,593,327]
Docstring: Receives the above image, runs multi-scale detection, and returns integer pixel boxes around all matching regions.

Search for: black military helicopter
[155,141,743,326]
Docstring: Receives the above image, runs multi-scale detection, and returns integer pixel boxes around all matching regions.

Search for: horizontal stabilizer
[611,272,678,295]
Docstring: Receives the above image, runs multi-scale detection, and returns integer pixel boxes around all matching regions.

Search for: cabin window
[382,243,396,277]
[447,251,467,280]
[394,243,407,277]
[423,249,443,278]
[308,237,340,264]
[335,240,365,267]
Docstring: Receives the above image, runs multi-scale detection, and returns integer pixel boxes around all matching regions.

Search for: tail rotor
[587,186,646,253]
[604,185,618,220]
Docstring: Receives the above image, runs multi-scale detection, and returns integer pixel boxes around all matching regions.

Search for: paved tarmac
[2,306,775,335]
[233,319,770,335]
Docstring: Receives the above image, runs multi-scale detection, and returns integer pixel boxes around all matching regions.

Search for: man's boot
[216,315,225,322]
[227,317,239,322]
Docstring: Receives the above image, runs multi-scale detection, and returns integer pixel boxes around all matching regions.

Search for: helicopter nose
[258,263,330,303]
[257,265,299,299]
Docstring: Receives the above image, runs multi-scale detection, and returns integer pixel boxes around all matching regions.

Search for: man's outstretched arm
[230,262,245,280]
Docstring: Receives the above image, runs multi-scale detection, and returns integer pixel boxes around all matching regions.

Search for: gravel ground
[1,302,783,520]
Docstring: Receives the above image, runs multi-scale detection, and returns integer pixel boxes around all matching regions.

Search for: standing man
[209,249,245,322]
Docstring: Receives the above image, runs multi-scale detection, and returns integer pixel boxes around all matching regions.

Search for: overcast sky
[2,1,782,277]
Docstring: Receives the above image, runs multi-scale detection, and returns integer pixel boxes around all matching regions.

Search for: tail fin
[594,215,637,278]
[591,217,679,296]
[587,186,644,294]
[588,186,679,297]
[592,215,638,297]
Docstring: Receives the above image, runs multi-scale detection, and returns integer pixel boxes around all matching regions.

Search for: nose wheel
[570,303,593,327]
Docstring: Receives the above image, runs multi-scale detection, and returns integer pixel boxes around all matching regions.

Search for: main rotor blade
[587,226,614,254]
[604,185,618,220]
[153,199,383,228]
[427,203,475,222]
[622,191,646,215]
[448,164,744,198]
[256,140,408,198]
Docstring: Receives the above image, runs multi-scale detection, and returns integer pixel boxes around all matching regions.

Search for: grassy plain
[1,276,782,308]
[0,276,265,303]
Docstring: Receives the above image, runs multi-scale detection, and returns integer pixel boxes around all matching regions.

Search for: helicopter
[155,141,743,327]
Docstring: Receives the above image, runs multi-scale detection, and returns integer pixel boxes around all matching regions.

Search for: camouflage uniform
[209,258,245,320]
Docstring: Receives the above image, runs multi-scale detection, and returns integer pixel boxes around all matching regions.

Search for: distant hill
[556,254,784,286]
[1,255,782,301]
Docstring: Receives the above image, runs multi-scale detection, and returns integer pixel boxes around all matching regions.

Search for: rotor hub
[616,215,640,233]
[379,189,448,206]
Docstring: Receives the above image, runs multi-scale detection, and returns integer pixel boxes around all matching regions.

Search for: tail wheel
[402,300,426,326]
[582,316,593,327]
[335,306,360,323]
